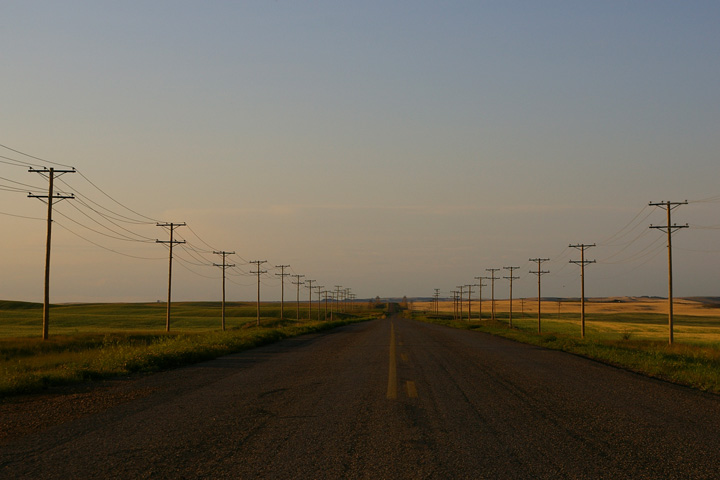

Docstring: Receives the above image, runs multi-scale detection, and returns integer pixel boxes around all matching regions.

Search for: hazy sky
[1,1,719,303]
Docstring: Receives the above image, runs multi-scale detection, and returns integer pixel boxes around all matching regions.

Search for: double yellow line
[387,322,418,400]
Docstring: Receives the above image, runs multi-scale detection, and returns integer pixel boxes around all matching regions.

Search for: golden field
[411,297,720,345]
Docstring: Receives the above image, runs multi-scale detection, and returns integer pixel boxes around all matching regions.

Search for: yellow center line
[387,322,397,399]
[406,381,418,398]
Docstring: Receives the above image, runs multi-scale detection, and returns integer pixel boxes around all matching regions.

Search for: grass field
[0,300,381,397]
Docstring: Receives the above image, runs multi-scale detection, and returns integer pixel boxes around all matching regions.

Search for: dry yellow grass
[411,297,720,345]
[412,297,720,317]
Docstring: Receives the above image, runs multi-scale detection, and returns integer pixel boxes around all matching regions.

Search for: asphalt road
[3,316,720,479]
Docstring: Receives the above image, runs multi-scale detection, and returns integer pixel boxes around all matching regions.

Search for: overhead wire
[0,143,74,169]
[63,200,156,243]
[54,221,166,260]
[0,210,44,221]
[56,201,155,243]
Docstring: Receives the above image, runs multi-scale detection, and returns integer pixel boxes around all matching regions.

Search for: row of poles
[433,201,687,345]
[28,167,357,339]
[26,167,687,343]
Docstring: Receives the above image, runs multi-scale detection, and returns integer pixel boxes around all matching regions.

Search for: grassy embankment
[0,301,381,397]
[410,309,720,395]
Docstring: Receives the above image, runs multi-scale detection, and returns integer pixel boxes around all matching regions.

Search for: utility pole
[249,260,267,326]
[503,266,520,328]
[650,200,689,345]
[314,285,324,321]
[275,265,290,320]
[292,274,305,321]
[322,290,330,320]
[474,276,488,320]
[156,222,186,332]
[304,279,315,320]
[334,286,342,318]
[433,288,440,316]
[569,244,596,339]
[465,285,474,321]
[456,286,465,320]
[28,167,75,340]
[451,291,458,320]
[486,268,500,321]
[213,250,235,331]
[529,258,550,334]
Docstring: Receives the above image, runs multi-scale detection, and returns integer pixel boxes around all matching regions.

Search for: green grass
[412,311,720,394]
[0,301,379,397]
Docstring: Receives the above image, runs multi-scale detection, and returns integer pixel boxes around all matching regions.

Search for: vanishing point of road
[3,316,720,479]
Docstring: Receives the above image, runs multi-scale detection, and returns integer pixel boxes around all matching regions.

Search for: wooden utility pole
[322,290,330,320]
[334,285,342,318]
[451,290,458,320]
[503,266,520,328]
[433,288,440,316]
[292,274,305,321]
[28,167,75,340]
[650,200,688,345]
[474,276,488,320]
[465,284,475,321]
[250,260,267,326]
[314,285,324,321]
[456,286,465,320]
[156,222,186,332]
[213,250,235,331]
[486,269,500,321]
[304,279,315,320]
[275,265,290,320]
[569,244,596,339]
[529,258,550,334]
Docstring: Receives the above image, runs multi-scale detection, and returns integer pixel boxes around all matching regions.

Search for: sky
[1,1,719,303]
